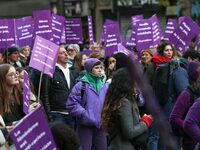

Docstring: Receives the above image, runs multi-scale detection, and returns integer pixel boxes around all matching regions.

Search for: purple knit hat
[84,58,101,72]
[187,62,200,81]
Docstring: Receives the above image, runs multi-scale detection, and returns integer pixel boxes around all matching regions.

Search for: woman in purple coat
[66,58,107,150]
[170,61,200,150]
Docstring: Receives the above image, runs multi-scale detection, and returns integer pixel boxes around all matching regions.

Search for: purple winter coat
[183,98,200,142]
[170,90,196,145]
[66,81,108,128]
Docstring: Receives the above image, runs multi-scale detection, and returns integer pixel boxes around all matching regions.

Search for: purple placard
[15,16,34,47]
[122,40,135,47]
[178,16,187,24]
[65,18,83,44]
[135,19,154,52]
[130,15,144,45]
[29,36,59,77]
[164,19,177,41]
[23,71,30,115]
[33,10,52,40]
[0,19,15,48]
[100,19,119,47]
[150,14,163,46]
[51,14,65,45]
[60,26,66,44]
[169,16,200,52]
[105,23,121,56]
[10,106,57,150]
[88,16,94,45]
[117,43,132,56]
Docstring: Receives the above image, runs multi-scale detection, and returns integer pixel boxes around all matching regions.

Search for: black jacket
[40,66,75,120]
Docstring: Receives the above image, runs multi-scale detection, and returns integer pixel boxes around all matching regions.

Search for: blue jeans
[50,112,75,129]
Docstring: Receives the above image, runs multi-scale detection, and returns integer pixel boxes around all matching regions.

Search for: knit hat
[67,44,80,53]
[187,62,200,81]
[84,58,101,72]
[7,46,20,56]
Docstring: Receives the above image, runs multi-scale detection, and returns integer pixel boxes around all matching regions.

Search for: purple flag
[169,16,200,52]
[51,14,65,45]
[0,19,15,48]
[105,23,121,56]
[10,106,57,150]
[135,19,154,52]
[164,19,177,41]
[33,10,52,40]
[15,16,34,47]
[88,16,94,45]
[23,71,30,115]
[29,36,59,77]
[130,15,144,45]
[65,18,83,44]
[150,14,163,46]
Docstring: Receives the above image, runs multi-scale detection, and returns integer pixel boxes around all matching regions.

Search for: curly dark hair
[101,68,136,134]
[157,41,175,56]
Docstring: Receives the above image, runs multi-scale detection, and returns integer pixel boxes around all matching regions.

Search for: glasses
[7,71,19,78]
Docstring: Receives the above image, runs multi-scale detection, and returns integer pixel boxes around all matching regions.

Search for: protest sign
[29,35,59,77]
[164,19,177,41]
[23,71,30,115]
[10,106,57,150]
[88,16,94,45]
[65,18,83,44]
[15,16,34,47]
[33,10,52,40]
[0,19,15,48]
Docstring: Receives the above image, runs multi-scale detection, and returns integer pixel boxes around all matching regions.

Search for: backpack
[153,58,180,106]
[171,87,197,137]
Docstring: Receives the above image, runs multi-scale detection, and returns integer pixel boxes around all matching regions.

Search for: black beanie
[7,46,20,56]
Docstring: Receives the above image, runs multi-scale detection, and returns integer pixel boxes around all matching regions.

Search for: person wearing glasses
[0,64,24,126]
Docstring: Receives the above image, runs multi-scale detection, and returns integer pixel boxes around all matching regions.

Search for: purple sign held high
[135,19,154,52]
[65,18,83,44]
[164,19,177,41]
[105,23,121,56]
[51,14,65,45]
[0,19,15,48]
[169,16,200,52]
[130,15,144,45]
[88,16,94,45]
[15,16,34,47]
[150,14,163,46]
[10,106,57,150]
[29,36,59,77]
[23,71,30,115]
[60,26,66,44]
[33,10,52,40]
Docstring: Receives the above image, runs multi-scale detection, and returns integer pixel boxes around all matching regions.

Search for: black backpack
[153,58,180,106]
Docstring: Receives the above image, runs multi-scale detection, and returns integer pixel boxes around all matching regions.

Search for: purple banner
[23,71,30,114]
[33,10,52,40]
[88,16,94,45]
[15,16,34,47]
[164,19,177,41]
[0,19,15,48]
[169,16,200,52]
[135,19,154,52]
[150,14,163,46]
[105,23,121,56]
[130,15,144,45]
[122,40,135,47]
[65,18,83,44]
[10,106,57,150]
[51,14,65,45]
[29,36,59,77]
